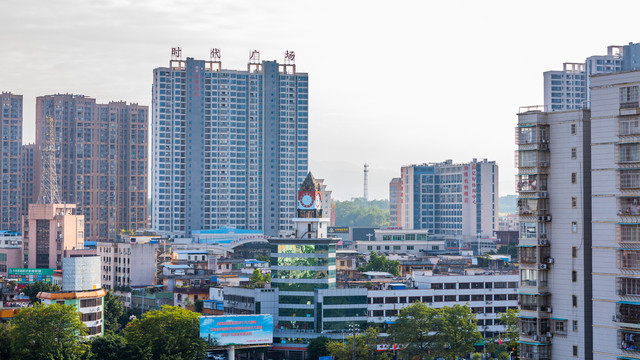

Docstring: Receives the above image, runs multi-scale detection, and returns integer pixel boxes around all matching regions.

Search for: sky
[1,0,639,200]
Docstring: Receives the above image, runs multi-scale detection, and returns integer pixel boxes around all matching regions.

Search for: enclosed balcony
[519,343,551,360]
[619,143,640,164]
[618,277,640,296]
[516,150,550,170]
[620,118,640,136]
[618,250,640,270]
[520,222,549,245]
[520,269,549,290]
[519,293,551,313]
[618,224,640,245]
[518,246,551,265]
[620,169,640,190]
[518,198,549,217]
[517,174,548,194]
[619,329,640,352]
[516,125,550,149]
[619,197,640,216]
[617,302,640,326]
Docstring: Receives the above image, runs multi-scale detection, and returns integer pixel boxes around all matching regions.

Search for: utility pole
[348,322,360,360]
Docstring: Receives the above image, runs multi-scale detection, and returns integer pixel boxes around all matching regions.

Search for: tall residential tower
[151,51,308,238]
[0,92,22,232]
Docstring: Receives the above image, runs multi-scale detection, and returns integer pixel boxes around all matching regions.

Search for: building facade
[97,238,159,290]
[0,92,22,232]
[35,94,148,242]
[393,159,498,239]
[0,231,21,276]
[151,53,308,238]
[23,203,85,270]
[389,177,402,227]
[354,228,445,256]
[21,144,36,216]
[516,106,592,359]
[590,70,640,360]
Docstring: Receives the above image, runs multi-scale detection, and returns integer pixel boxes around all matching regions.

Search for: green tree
[20,281,61,303]
[104,291,124,333]
[90,332,140,360]
[326,327,391,360]
[307,336,331,360]
[334,198,390,227]
[498,307,519,355]
[390,302,481,360]
[250,268,266,288]
[11,303,89,360]
[194,298,204,313]
[123,305,206,360]
[0,322,12,360]
[359,251,400,276]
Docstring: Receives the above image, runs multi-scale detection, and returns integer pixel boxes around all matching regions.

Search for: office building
[35,94,148,242]
[391,159,498,239]
[543,42,640,111]
[151,52,308,238]
[0,92,22,232]
[23,203,85,270]
[354,228,445,256]
[516,106,592,360]
[21,144,36,215]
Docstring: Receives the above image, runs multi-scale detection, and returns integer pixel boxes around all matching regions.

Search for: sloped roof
[300,172,320,191]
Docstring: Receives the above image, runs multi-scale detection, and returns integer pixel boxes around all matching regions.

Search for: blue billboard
[200,314,273,346]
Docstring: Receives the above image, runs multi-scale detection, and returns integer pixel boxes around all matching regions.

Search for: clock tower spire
[293,172,328,238]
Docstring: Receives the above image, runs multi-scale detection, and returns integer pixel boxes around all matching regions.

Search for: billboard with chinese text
[200,314,273,346]
[8,268,54,284]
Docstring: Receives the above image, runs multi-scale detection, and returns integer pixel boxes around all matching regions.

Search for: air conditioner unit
[547,258,554,264]
[539,240,549,245]
[533,335,538,341]
[546,332,553,338]
[539,264,548,270]
[546,307,553,313]
[612,315,618,322]
[545,215,552,222]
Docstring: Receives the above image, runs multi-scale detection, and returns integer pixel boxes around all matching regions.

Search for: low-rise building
[355,228,446,256]
[0,231,21,277]
[97,239,159,290]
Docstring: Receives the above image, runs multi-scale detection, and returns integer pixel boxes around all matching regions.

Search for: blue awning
[618,301,640,305]
[618,248,640,251]
[617,223,640,225]
[550,317,567,321]
[517,245,535,248]
[518,340,550,346]
[617,356,640,360]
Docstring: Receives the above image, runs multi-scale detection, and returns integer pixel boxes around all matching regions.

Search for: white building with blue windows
[151,52,308,238]
[543,42,640,111]
[393,159,498,241]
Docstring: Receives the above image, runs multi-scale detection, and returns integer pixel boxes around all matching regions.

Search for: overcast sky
[1,0,638,200]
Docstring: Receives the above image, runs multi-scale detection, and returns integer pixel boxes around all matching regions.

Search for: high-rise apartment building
[151,52,308,238]
[21,143,36,215]
[0,92,22,232]
[543,43,640,111]
[516,107,592,360]
[35,95,149,241]
[390,159,498,239]
[389,177,402,227]
[590,70,640,360]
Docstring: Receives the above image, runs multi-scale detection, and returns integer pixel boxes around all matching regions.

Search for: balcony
[518,198,549,218]
[519,343,551,360]
[619,329,640,352]
[619,197,640,216]
[616,302,640,327]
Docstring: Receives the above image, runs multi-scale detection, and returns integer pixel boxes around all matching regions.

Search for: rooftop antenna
[38,115,61,204]
[364,163,369,201]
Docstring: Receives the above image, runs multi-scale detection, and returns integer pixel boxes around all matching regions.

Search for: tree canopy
[103,291,124,333]
[307,336,331,360]
[359,251,400,276]
[20,281,61,303]
[334,198,389,227]
[11,303,88,360]
[326,327,391,360]
[389,302,481,360]
[123,305,206,360]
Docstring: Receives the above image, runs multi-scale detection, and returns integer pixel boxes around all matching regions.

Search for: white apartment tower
[151,51,308,238]
[590,70,640,360]
[516,107,592,360]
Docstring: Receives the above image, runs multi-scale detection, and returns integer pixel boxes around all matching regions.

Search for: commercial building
[38,256,105,338]
[0,92,22,232]
[516,106,592,360]
[23,203,84,270]
[368,272,519,339]
[0,231,21,276]
[354,228,445,256]
[97,235,159,290]
[391,159,498,239]
[543,42,640,111]
[35,94,148,242]
[151,51,308,238]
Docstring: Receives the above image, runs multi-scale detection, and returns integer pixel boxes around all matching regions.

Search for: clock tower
[293,172,328,238]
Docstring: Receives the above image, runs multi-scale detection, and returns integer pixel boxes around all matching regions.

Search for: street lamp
[348,323,360,360]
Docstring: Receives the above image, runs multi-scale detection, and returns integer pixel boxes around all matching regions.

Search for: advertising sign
[8,268,54,284]
[200,314,273,346]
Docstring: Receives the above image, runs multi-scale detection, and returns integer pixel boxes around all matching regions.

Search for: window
[571,197,577,208]
[571,148,577,159]
[459,283,470,289]
[621,169,640,189]
[573,320,578,332]
[458,295,470,301]
[444,283,456,289]
[572,246,577,258]
[573,345,578,356]
[572,295,578,307]
[554,319,567,335]
[571,123,576,135]
[572,222,578,233]
[572,271,577,282]
[620,86,639,108]
[571,173,577,184]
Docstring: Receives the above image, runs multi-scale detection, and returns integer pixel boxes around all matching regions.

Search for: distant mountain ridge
[499,195,517,215]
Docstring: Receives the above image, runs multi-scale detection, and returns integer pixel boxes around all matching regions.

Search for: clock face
[301,194,313,207]
[315,193,322,208]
